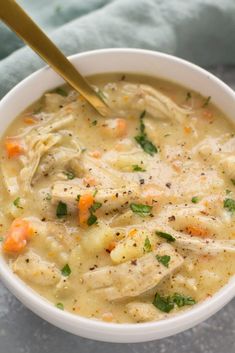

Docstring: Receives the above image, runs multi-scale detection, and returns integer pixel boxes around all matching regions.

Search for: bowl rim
[0,48,235,343]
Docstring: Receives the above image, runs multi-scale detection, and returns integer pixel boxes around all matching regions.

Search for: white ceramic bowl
[0,49,235,343]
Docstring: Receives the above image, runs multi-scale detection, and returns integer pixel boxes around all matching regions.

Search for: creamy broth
[1,73,235,323]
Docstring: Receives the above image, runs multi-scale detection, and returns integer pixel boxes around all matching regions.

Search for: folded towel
[0,0,235,98]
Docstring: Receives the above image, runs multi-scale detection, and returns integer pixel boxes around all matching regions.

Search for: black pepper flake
[115,193,119,198]
[166,182,171,188]
[140,179,145,185]
[131,259,137,266]
[168,215,176,222]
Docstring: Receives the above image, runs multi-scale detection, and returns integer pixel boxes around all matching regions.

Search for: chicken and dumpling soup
[1,73,235,323]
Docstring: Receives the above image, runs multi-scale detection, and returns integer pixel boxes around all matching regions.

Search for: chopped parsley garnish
[61,264,71,277]
[132,164,146,172]
[55,302,64,310]
[97,89,106,101]
[45,193,52,201]
[63,171,75,180]
[56,201,68,218]
[153,293,174,313]
[92,120,97,126]
[223,198,235,213]
[13,197,23,209]
[202,96,211,107]
[76,194,81,202]
[171,293,196,307]
[51,87,68,97]
[226,189,232,195]
[186,92,192,101]
[130,203,153,216]
[134,111,158,156]
[90,202,102,212]
[87,213,97,226]
[86,201,102,226]
[143,237,152,253]
[93,189,98,197]
[153,292,196,313]
[156,255,171,268]
[231,179,235,186]
[191,196,199,203]
[156,231,175,242]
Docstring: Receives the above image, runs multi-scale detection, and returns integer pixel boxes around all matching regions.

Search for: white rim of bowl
[0,48,235,342]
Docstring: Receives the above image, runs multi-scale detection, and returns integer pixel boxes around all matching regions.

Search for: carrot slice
[185,225,210,238]
[3,219,34,253]
[78,194,94,226]
[23,116,38,125]
[116,118,127,137]
[5,139,23,158]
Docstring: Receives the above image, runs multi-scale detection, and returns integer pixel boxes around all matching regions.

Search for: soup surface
[1,73,235,323]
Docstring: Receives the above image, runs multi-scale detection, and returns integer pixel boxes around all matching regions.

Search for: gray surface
[1,66,235,353]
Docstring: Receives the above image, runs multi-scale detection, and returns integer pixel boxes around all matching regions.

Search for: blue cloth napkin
[0,0,235,98]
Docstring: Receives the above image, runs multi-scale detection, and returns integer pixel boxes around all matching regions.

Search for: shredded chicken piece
[51,181,140,212]
[12,250,61,286]
[130,220,235,254]
[105,83,191,123]
[83,243,183,301]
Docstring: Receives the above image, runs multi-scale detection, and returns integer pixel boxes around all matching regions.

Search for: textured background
[0,65,235,353]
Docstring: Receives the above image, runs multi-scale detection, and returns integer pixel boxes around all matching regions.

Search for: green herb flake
[63,171,75,180]
[56,201,68,218]
[143,237,152,253]
[156,231,175,242]
[191,196,199,204]
[223,198,235,213]
[153,293,174,313]
[13,197,23,209]
[45,193,52,201]
[87,213,97,226]
[61,264,71,277]
[226,189,232,195]
[231,179,235,186]
[132,164,146,172]
[97,89,106,101]
[93,189,98,197]
[134,111,158,156]
[153,292,196,313]
[90,202,102,212]
[76,194,81,202]
[55,302,64,310]
[172,293,196,307]
[0,236,3,242]
[92,120,97,126]
[156,255,171,268]
[130,203,153,216]
[135,135,158,156]
[51,87,68,97]
[202,96,211,107]
[186,92,192,101]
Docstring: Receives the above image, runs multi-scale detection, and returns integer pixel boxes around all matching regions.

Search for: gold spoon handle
[0,0,109,116]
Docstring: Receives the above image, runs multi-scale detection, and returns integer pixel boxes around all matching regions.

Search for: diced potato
[12,250,61,286]
[110,229,157,264]
[81,223,115,254]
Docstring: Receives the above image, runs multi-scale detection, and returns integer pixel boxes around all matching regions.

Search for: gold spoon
[0,0,109,117]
